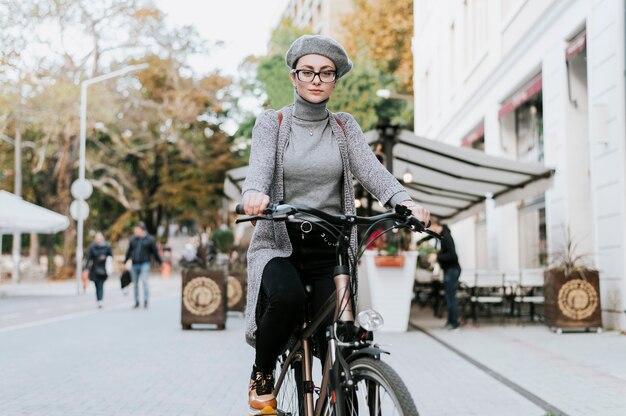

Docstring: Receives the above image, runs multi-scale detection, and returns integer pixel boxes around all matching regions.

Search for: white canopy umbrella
[0,190,69,233]
[0,190,69,282]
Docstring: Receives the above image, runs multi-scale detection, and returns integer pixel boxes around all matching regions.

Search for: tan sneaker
[248,370,277,415]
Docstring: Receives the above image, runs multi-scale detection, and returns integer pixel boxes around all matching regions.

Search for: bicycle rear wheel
[321,357,419,415]
[275,353,304,415]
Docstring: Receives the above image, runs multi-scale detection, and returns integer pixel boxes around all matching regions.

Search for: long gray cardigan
[242,104,407,346]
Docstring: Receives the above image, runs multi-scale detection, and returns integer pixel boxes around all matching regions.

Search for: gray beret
[285,35,353,79]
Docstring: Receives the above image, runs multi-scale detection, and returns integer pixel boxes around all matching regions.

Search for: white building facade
[414,0,626,330]
[282,0,354,38]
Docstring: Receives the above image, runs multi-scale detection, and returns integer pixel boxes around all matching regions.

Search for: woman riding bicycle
[241,34,430,414]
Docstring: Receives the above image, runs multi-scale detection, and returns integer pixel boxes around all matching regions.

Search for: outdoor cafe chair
[413,268,442,312]
[470,270,506,323]
[513,268,545,322]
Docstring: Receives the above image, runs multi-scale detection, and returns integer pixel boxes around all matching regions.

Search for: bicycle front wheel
[322,357,419,415]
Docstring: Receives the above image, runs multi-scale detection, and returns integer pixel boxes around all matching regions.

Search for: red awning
[498,74,542,119]
[566,30,586,60]
[461,123,485,147]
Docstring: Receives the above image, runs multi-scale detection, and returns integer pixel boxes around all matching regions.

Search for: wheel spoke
[322,358,418,416]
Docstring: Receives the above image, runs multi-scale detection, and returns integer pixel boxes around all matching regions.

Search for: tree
[341,0,414,94]
[328,59,411,131]
[0,0,236,276]
[86,56,237,239]
[248,19,310,110]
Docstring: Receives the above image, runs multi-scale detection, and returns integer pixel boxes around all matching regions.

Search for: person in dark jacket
[123,222,162,309]
[428,216,462,329]
[84,232,113,308]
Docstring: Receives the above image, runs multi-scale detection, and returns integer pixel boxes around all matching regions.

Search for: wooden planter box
[374,255,405,268]
[181,267,227,330]
[544,269,602,332]
[226,270,247,313]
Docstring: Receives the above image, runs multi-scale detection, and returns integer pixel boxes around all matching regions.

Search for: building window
[448,23,456,92]
[515,95,543,163]
[519,199,547,268]
[471,136,485,151]
[464,0,488,68]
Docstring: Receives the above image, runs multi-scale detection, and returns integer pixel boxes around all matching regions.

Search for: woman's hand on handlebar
[399,200,431,226]
[242,191,270,216]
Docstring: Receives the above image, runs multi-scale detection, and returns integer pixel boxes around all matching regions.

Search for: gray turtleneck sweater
[284,94,343,214]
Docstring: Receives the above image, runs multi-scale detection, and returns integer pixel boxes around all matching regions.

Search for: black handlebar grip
[235,204,245,214]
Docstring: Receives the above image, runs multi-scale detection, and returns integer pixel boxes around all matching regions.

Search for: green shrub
[212,228,234,253]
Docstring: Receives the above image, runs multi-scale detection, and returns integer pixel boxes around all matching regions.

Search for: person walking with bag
[123,222,162,309]
[240,34,430,414]
[84,232,113,308]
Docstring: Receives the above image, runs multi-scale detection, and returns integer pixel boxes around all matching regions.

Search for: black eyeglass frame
[291,69,337,83]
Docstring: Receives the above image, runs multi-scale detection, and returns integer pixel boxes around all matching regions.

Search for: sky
[152,0,292,133]
[154,0,291,77]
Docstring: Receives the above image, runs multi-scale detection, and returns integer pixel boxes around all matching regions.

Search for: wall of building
[414,0,626,330]
[586,0,626,329]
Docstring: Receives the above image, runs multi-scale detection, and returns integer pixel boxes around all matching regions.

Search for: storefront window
[515,95,546,268]
[519,198,547,268]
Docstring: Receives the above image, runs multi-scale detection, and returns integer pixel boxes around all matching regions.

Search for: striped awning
[224,129,554,222]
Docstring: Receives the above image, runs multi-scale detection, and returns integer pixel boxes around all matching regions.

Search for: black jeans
[255,222,337,374]
[93,278,105,301]
[443,266,461,327]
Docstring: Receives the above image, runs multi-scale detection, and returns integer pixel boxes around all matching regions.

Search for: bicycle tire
[321,357,419,415]
[275,354,304,415]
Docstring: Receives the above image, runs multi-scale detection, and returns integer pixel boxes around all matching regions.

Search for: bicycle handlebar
[235,202,441,239]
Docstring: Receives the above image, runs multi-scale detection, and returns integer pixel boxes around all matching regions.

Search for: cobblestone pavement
[411,305,626,416]
[0,276,554,415]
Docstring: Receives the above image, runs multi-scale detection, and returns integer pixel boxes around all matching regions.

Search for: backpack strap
[277,111,346,136]
[335,116,346,136]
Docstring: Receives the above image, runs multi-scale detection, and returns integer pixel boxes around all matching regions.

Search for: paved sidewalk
[0,275,548,416]
[0,273,178,329]
[410,304,626,416]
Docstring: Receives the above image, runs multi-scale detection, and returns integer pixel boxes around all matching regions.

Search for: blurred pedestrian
[123,222,162,309]
[84,232,113,308]
[428,216,461,329]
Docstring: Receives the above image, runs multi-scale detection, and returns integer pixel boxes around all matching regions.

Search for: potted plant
[544,229,602,332]
[373,228,407,267]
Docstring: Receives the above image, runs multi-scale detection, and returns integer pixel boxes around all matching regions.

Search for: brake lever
[269,205,297,221]
[235,215,270,224]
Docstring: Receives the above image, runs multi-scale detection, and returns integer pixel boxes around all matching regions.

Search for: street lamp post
[372,88,416,215]
[75,63,148,294]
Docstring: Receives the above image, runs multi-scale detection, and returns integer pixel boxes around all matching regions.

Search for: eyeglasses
[292,69,337,83]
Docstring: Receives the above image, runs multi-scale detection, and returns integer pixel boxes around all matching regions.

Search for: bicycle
[236,202,441,416]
